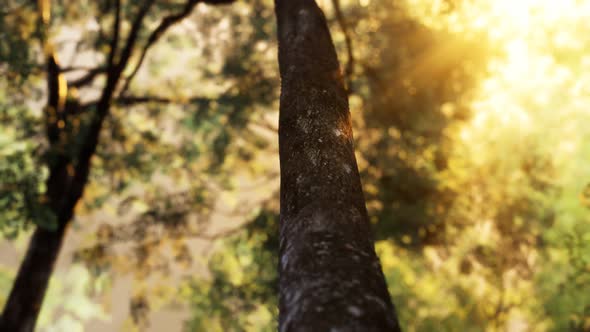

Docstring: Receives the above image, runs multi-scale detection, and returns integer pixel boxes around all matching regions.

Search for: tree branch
[70,0,237,209]
[119,0,237,96]
[119,0,201,96]
[69,67,108,88]
[115,95,212,105]
[60,65,102,73]
[107,0,122,71]
[68,1,156,215]
[114,0,156,80]
[64,1,120,89]
[332,0,355,93]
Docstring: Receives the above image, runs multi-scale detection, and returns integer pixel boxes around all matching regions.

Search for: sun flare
[423,0,590,145]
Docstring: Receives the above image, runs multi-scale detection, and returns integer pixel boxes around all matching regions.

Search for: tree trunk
[275,1,402,331]
[0,44,101,331]
[0,149,88,331]
[0,224,68,331]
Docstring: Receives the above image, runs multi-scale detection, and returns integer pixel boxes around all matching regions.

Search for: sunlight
[469,0,581,36]
[441,0,588,143]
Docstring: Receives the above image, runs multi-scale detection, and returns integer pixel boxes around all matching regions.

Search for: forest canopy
[1,0,589,331]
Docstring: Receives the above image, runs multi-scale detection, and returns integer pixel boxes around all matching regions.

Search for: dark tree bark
[275,0,402,331]
[0,226,68,332]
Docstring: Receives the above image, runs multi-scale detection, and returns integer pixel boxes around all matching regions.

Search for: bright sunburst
[413,0,590,146]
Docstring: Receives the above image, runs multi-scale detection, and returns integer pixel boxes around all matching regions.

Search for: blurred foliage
[184,207,278,331]
[0,85,54,236]
[1,0,589,331]
[350,0,490,246]
[0,137,54,236]
[37,265,109,332]
[0,1,39,83]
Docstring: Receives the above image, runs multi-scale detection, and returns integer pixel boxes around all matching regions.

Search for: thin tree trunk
[0,52,93,331]
[0,225,68,331]
[0,134,94,331]
[275,0,402,331]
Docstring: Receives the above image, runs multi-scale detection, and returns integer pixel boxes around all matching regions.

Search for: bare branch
[115,95,212,105]
[68,1,156,215]
[119,0,201,96]
[60,66,102,73]
[70,0,237,208]
[119,0,238,96]
[69,67,108,88]
[113,0,156,81]
[332,0,355,93]
[67,0,120,89]
[107,0,122,71]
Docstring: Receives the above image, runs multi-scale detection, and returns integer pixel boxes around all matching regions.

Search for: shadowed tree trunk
[0,226,69,332]
[275,0,402,331]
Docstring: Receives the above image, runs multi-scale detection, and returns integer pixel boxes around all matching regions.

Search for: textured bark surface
[275,0,401,331]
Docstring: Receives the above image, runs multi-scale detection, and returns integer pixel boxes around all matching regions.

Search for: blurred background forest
[1,0,589,331]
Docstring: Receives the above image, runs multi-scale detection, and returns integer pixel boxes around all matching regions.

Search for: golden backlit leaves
[403,0,590,174]
[367,1,590,330]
